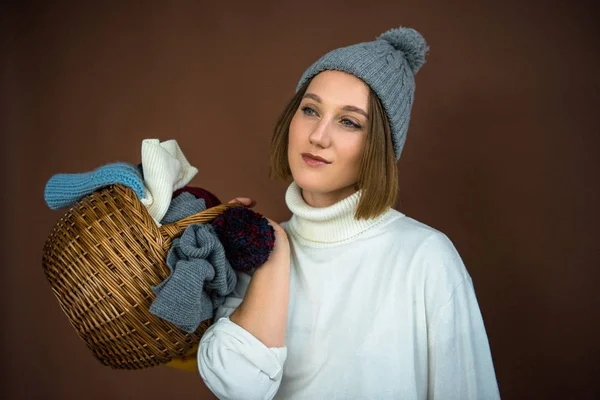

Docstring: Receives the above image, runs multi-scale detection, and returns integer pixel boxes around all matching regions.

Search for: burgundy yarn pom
[173,186,222,209]
[211,207,275,272]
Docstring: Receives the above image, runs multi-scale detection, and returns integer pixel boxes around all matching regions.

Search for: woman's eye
[341,119,361,129]
[301,106,317,116]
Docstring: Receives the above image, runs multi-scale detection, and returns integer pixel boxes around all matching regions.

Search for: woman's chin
[292,173,353,198]
[291,173,329,194]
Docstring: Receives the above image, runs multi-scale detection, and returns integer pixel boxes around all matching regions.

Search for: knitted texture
[212,207,276,273]
[173,186,222,209]
[140,138,198,226]
[160,192,206,225]
[150,223,237,333]
[44,162,145,210]
[296,27,429,161]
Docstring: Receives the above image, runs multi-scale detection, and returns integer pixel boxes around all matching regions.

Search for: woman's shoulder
[375,210,448,248]
[376,211,470,281]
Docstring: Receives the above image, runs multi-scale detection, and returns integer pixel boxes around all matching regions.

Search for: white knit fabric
[140,139,198,226]
[198,182,500,399]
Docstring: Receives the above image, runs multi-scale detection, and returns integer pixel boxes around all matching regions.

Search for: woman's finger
[228,197,256,208]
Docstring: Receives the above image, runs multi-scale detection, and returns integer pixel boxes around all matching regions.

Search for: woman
[198,27,501,399]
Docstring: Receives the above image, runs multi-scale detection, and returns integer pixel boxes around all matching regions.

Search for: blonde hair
[269,79,398,220]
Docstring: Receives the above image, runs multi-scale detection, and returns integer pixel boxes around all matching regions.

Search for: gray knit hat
[296,27,429,161]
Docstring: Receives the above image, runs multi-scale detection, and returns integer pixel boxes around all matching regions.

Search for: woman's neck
[284,181,394,246]
[300,184,358,208]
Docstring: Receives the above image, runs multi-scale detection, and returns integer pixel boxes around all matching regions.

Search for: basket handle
[159,202,240,243]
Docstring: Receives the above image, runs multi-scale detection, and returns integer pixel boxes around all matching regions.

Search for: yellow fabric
[165,344,199,372]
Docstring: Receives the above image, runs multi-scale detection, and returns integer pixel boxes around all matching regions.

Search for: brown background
[1,1,598,399]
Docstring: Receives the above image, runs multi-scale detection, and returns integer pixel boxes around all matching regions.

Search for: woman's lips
[302,154,330,167]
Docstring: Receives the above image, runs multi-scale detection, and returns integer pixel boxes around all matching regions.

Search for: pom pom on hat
[377,27,429,74]
[211,206,275,273]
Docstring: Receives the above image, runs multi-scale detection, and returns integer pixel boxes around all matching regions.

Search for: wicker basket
[42,184,235,370]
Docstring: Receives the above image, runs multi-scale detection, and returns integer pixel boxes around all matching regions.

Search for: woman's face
[288,70,369,207]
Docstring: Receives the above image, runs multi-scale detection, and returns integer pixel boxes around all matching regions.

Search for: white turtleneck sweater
[198,183,500,400]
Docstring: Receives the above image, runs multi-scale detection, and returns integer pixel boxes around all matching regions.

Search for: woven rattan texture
[42,184,234,369]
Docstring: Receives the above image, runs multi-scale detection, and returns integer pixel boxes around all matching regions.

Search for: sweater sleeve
[197,271,288,400]
[414,232,500,399]
[427,276,501,399]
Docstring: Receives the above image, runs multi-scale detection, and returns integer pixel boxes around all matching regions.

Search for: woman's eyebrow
[303,93,321,102]
[303,93,368,119]
[342,105,368,119]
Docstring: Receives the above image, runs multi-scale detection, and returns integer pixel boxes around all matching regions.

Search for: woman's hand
[228,197,256,208]
[264,217,290,264]
[226,197,291,347]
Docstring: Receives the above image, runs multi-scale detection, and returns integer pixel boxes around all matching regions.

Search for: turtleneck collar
[284,181,396,246]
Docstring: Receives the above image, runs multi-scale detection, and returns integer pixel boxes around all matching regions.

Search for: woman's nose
[308,120,331,149]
